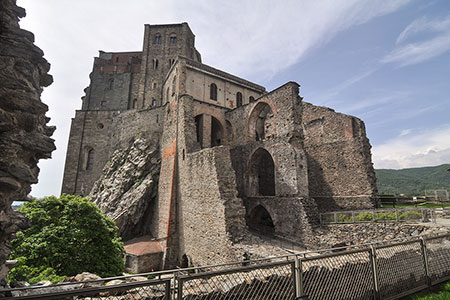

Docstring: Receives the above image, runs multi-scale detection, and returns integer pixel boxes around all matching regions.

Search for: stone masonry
[63,23,378,269]
[0,0,56,287]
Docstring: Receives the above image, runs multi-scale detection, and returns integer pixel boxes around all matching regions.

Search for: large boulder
[0,0,55,288]
[89,138,160,241]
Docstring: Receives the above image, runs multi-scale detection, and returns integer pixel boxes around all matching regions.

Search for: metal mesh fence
[426,235,450,284]
[375,241,427,299]
[320,208,429,224]
[301,249,374,300]
[3,278,171,300]
[177,261,294,300]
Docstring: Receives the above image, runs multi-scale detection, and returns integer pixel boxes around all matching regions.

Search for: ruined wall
[301,102,378,211]
[0,0,55,287]
[176,95,247,266]
[227,83,317,241]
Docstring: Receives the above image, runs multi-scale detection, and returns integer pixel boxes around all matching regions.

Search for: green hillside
[375,164,450,196]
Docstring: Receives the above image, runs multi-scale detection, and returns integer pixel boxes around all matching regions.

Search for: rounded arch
[248,205,275,235]
[247,101,276,141]
[194,114,225,148]
[84,147,94,170]
[211,116,223,147]
[248,148,275,196]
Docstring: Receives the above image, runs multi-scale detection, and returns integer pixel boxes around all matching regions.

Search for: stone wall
[301,102,378,211]
[0,0,55,287]
[62,107,163,196]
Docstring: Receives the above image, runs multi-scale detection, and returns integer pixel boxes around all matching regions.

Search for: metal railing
[1,233,449,300]
[319,208,435,224]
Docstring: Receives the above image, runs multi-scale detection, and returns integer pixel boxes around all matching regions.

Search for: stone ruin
[0,0,56,287]
[61,23,379,271]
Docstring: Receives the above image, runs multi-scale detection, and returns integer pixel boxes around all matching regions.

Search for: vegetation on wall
[376,164,450,196]
[8,195,124,284]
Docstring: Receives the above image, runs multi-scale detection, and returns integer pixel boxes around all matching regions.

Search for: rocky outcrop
[89,138,160,241]
[0,0,55,288]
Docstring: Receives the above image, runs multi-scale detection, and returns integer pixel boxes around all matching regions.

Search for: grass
[382,203,450,208]
[407,282,450,300]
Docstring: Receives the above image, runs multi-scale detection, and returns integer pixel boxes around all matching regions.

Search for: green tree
[9,195,124,283]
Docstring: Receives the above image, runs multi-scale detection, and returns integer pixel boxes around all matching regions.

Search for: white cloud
[372,125,450,169]
[382,14,450,66]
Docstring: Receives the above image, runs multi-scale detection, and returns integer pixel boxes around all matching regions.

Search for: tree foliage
[9,195,124,283]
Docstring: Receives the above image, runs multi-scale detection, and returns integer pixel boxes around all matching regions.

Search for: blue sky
[16,0,450,198]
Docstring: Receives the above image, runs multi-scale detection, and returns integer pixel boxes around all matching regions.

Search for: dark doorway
[248,205,275,235]
[249,148,275,196]
[211,116,223,147]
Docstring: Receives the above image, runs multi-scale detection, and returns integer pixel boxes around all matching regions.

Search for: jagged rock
[89,138,160,240]
[0,0,55,289]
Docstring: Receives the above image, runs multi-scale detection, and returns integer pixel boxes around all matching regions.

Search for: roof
[124,236,163,256]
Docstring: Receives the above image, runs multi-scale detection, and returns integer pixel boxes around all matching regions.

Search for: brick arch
[248,147,276,196]
[248,204,276,235]
[246,101,277,141]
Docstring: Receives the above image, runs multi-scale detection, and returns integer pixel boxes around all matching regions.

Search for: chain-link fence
[1,233,449,300]
[320,208,434,224]
[1,276,171,299]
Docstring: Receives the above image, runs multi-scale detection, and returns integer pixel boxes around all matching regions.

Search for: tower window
[108,78,114,89]
[152,98,157,106]
[210,83,217,101]
[153,82,157,89]
[169,59,175,67]
[152,59,159,70]
[236,92,243,107]
[249,96,255,103]
[86,149,94,170]
[154,34,161,44]
[170,35,177,44]
[132,98,137,109]
[115,57,119,63]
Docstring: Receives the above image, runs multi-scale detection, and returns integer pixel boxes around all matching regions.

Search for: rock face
[89,138,160,241]
[0,0,55,288]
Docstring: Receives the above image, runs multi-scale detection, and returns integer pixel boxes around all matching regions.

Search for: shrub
[355,212,373,222]
[9,195,124,283]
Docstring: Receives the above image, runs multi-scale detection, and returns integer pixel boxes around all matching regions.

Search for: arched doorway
[248,205,275,235]
[248,148,275,196]
[211,116,223,147]
[194,114,224,148]
[248,102,275,141]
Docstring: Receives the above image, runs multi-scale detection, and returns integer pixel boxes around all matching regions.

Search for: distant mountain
[375,164,450,196]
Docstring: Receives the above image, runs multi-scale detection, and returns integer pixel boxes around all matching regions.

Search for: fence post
[334,212,337,223]
[395,210,399,222]
[370,246,380,300]
[294,256,304,297]
[420,237,431,287]
[176,272,183,300]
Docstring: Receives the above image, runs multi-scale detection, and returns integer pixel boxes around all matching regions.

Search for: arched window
[152,59,159,70]
[249,148,275,196]
[86,149,94,170]
[171,76,176,95]
[210,83,217,100]
[154,34,161,44]
[249,96,255,103]
[132,98,137,109]
[108,78,114,90]
[152,98,157,106]
[236,92,243,107]
[170,34,177,44]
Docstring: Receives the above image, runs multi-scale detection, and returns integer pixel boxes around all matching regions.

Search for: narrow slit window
[154,34,161,44]
[236,92,243,107]
[86,149,94,170]
[210,83,217,100]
